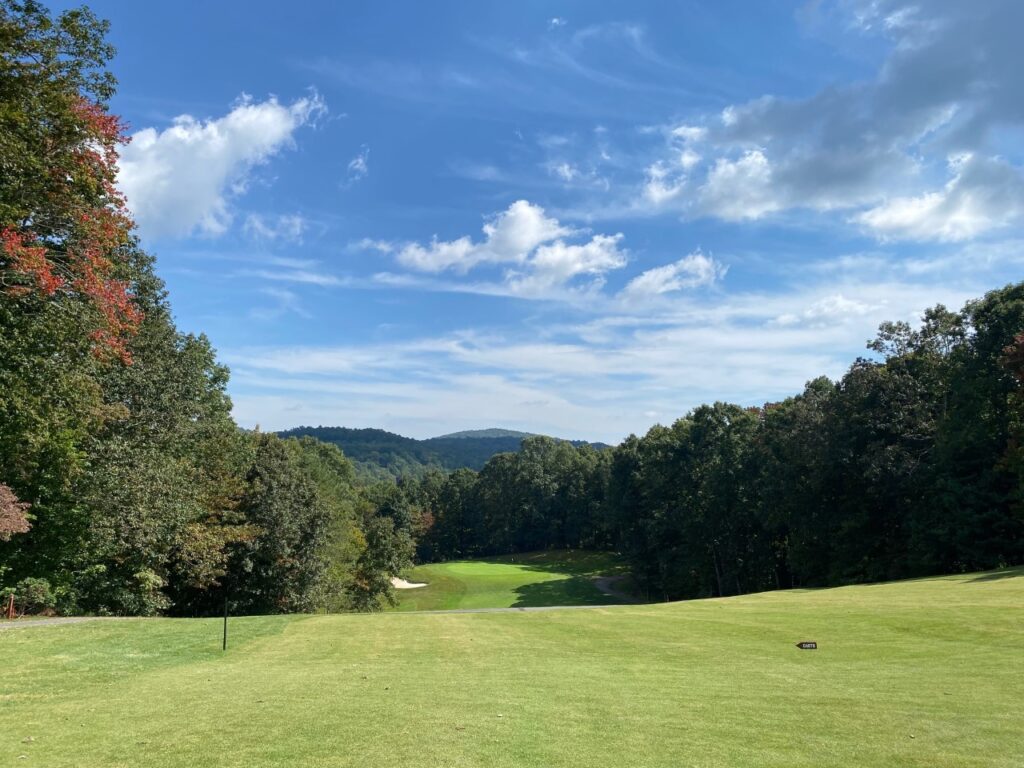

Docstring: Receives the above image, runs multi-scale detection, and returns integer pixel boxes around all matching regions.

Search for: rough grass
[2,569,1022,767]
[389,550,630,611]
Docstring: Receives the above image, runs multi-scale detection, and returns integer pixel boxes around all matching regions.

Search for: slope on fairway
[388,550,631,611]
[2,569,1022,768]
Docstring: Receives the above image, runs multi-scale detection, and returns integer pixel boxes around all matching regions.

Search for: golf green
[388,550,632,611]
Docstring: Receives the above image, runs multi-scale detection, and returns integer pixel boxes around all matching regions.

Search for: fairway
[389,550,632,611]
[3,570,1023,767]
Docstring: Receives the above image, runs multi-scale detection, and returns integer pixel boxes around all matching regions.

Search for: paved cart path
[0,617,120,630]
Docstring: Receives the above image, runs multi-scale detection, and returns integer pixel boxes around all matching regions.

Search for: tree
[0,483,30,541]
[1,0,141,361]
[346,511,414,612]
[283,436,363,612]
[227,433,331,614]
[1003,333,1024,514]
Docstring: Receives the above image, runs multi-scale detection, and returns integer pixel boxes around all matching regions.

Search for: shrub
[12,577,56,615]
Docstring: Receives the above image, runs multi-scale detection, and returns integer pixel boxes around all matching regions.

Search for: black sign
[796,641,817,650]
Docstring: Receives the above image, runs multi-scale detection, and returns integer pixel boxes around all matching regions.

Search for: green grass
[2,569,1022,767]
[388,550,630,611]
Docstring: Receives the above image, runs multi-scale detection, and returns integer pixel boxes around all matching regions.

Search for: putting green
[388,550,631,611]
[2,569,1022,767]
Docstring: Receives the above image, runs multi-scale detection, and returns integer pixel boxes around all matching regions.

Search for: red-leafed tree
[0,484,31,542]
[1,0,141,362]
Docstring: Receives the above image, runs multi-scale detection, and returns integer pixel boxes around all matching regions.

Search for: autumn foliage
[0,98,141,362]
[0,484,31,542]
[1,1,141,362]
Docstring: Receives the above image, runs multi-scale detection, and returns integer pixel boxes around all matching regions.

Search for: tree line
[0,1,412,616]
[386,286,1024,600]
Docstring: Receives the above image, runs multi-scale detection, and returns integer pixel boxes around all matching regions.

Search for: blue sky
[62,0,1024,442]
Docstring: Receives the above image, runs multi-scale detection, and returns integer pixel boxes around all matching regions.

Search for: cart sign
[796,641,817,650]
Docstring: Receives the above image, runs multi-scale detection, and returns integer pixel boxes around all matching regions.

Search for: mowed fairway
[2,570,1023,768]
[389,550,631,611]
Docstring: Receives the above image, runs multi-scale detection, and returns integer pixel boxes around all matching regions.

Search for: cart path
[0,616,121,630]
[593,575,641,603]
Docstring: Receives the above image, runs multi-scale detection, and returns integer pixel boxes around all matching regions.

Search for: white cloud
[388,200,633,300]
[347,145,369,183]
[349,238,394,254]
[240,266,347,287]
[643,162,686,206]
[772,294,881,328]
[622,251,726,298]
[551,162,580,182]
[671,124,706,142]
[857,154,1024,241]
[243,213,307,243]
[397,200,573,273]
[625,1,1024,239]
[397,236,478,273]
[679,148,701,170]
[699,150,778,220]
[506,234,627,297]
[119,93,325,239]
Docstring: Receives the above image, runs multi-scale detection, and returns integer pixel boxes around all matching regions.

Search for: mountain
[434,428,536,439]
[277,426,609,481]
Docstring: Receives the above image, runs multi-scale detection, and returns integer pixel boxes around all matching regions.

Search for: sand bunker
[391,577,427,589]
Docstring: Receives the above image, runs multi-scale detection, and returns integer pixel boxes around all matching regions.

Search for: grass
[388,550,631,611]
[1,568,1022,767]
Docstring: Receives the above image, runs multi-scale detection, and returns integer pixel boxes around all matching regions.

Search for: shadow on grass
[510,575,631,608]
[967,566,1024,583]
[472,550,631,578]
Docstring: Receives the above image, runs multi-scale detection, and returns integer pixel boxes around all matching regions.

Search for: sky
[56,0,1024,443]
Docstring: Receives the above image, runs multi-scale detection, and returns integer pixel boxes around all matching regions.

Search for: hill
[4,568,1022,767]
[277,426,609,480]
[435,428,537,439]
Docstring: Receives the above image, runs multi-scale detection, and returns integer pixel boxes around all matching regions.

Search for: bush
[11,577,56,615]
[53,585,81,616]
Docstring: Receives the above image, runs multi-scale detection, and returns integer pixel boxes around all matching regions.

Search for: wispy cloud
[250,287,313,320]
[346,145,370,185]
[224,272,980,440]
[243,213,308,243]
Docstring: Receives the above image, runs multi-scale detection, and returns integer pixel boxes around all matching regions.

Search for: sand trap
[391,577,427,589]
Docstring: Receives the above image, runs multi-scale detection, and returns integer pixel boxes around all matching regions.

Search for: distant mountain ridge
[434,428,536,439]
[277,426,609,481]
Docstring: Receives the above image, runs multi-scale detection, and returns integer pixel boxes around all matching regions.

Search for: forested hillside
[0,2,411,617]
[277,426,608,480]
[378,286,1024,600]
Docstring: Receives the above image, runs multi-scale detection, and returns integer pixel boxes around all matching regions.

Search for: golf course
[3,567,1022,767]
[388,550,634,611]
